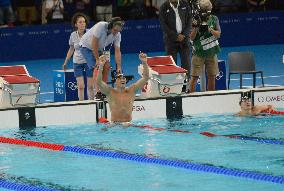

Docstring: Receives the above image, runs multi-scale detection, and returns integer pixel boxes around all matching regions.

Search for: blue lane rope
[232,136,284,145]
[63,146,284,185]
[1,136,284,186]
[201,132,284,146]
[0,179,59,191]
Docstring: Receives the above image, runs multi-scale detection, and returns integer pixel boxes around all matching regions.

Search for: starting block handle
[151,78,187,87]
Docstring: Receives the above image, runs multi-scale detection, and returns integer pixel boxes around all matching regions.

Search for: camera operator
[188,0,221,93]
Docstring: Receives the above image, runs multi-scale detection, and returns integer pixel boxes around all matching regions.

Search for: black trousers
[165,41,191,75]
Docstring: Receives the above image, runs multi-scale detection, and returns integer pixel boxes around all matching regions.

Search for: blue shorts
[80,47,96,69]
[73,63,93,78]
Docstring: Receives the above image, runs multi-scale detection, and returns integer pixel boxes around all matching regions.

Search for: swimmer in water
[97,52,149,124]
[236,91,275,116]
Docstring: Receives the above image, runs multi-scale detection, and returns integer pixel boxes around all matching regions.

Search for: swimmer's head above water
[115,73,126,89]
[239,91,252,105]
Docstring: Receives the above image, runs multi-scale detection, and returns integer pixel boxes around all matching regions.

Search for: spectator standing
[63,0,92,22]
[247,0,267,12]
[63,0,76,21]
[129,0,157,19]
[152,0,167,11]
[14,0,38,25]
[213,0,240,13]
[129,0,149,19]
[159,0,192,81]
[34,0,42,24]
[42,0,47,24]
[145,0,160,18]
[63,13,94,101]
[116,0,133,20]
[45,0,64,24]
[74,0,92,18]
[0,0,15,27]
[188,0,221,93]
[93,0,113,22]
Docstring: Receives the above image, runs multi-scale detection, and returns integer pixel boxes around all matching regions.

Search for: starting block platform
[0,65,40,108]
[138,56,187,97]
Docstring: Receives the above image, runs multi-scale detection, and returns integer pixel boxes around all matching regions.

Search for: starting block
[138,56,187,97]
[0,65,40,108]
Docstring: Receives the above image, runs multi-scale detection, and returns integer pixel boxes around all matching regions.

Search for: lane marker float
[1,136,284,185]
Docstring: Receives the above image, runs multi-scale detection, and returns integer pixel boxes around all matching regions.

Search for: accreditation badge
[103,50,110,62]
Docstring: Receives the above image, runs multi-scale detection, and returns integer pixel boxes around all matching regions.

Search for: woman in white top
[63,13,94,101]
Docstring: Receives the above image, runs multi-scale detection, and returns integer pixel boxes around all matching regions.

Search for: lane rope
[0,179,58,191]
[99,118,284,145]
[200,132,284,145]
[261,109,284,115]
[1,136,284,185]
[0,136,64,151]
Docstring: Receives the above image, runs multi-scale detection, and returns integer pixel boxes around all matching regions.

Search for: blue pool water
[0,114,284,190]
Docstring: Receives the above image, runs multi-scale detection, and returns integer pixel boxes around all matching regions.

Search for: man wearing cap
[236,93,275,116]
[96,52,150,123]
[80,17,124,100]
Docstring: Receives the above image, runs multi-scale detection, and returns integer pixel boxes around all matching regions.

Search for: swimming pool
[0,113,284,190]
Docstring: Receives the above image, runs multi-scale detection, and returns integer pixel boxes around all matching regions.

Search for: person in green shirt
[188,0,221,93]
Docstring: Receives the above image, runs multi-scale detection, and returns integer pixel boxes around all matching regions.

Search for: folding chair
[227,52,264,89]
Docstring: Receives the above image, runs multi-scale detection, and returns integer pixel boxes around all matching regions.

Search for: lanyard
[103,33,114,52]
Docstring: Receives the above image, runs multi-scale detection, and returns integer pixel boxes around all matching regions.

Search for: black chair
[227,51,264,89]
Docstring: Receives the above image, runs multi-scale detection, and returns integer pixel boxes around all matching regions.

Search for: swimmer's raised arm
[131,52,150,91]
[97,55,111,96]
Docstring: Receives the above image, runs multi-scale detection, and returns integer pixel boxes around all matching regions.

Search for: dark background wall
[0,11,284,62]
